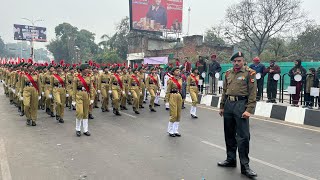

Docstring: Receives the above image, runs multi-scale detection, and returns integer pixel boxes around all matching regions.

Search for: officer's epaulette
[246,67,256,76]
[225,68,232,77]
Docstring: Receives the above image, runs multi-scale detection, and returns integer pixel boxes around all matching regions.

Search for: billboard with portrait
[13,24,47,42]
[129,0,183,33]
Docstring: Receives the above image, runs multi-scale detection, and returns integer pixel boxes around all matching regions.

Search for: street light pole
[21,18,44,62]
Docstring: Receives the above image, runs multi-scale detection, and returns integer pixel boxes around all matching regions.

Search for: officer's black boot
[217,160,237,167]
[76,131,81,137]
[83,131,91,136]
[115,110,121,116]
[89,114,94,119]
[59,119,64,123]
[56,115,60,121]
[26,119,31,126]
[50,111,55,117]
[241,165,257,178]
[149,105,156,112]
[31,121,36,126]
[18,107,21,112]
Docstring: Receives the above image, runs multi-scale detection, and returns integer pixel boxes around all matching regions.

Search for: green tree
[204,27,226,46]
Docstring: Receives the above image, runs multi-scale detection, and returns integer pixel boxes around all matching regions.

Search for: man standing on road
[264,60,281,103]
[208,54,222,94]
[249,57,265,101]
[218,52,258,179]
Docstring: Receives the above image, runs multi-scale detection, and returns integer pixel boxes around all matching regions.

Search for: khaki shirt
[146,74,159,90]
[220,66,257,114]
[166,76,182,100]
[187,73,199,93]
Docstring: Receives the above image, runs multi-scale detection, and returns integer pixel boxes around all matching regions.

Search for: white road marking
[194,104,320,133]
[201,140,317,180]
[120,112,137,119]
[0,138,12,180]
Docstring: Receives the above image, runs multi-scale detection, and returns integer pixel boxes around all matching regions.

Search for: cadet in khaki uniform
[166,67,183,137]
[138,67,146,108]
[50,64,66,123]
[109,66,123,116]
[92,67,100,108]
[187,67,200,118]
[20,62,42,126]
[128,68,141,114]
[126,66,133,105]
[66,66,75,110]
[72,64,94,137]
[146,67,159,112]
[98,65,111,112]
[43,65,55,117]
[39,66,47,110]
[218,52,257,179]
[120,66,129,110]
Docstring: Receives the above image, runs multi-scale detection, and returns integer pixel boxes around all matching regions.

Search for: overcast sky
[1,0,320,49]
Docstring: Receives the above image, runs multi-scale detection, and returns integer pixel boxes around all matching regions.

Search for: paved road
[0,87,319,180]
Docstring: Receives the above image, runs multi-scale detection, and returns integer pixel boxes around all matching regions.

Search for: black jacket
[208,61,221,76]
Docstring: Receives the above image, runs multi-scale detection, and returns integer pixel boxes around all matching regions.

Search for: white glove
[128,92,131,96]
[165,102,169,107]
[12,89,16,93]
[122,91,125,95]
[49,94,53,99]
[41,92,44,96]
[38,96,41,100]
[20,96,23,101]
[108,90,112,94]
[97,90,101,94]
[140,92,142,95]
[72,101,76,106]
[90,100,94,104]
[66,94,69,97]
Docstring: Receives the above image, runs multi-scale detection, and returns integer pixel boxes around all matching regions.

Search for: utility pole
[187,7,191,36]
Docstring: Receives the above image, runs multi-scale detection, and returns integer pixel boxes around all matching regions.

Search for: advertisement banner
[13,24,47,42]
[144,57,168,64]
[130,0,183,33]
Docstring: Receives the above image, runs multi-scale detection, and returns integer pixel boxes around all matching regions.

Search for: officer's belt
[45,82,50,85]
[226,96,248,102]
[112,82,119,86]
[101,81,108,83]
[131,83,138,86]
[190,83,197,86]
[170,89,179,93]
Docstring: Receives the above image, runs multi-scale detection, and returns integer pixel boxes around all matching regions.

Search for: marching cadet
[187,67,200,118]
[66,65,75,110]
[128,66,141,114]
[166,67,183,137]
[180,66,187,109]
[20,60,42,126]
[154,66,162,107]
[218,52,257,178]
[39,65,47,110]
[92,66,100,109]
[164,66,173,110]
[50,62,66,123]
[72,63,94,137]
[87,67,95,120]
[126,66,133,105]
[138,66,146,108]
[120,66,129,110]
[109,66,123,116]
[98,65,111,112]
[43,65,55,117]
[146,66,160,112]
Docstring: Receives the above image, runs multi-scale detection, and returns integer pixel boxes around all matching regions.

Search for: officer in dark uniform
[218,52,258,178]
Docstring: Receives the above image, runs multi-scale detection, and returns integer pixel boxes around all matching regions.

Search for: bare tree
[224,0,306,56]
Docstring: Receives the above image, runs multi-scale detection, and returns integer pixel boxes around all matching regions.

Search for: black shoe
[18,107,21,112]
[175,133,181,137]
[46,108,49,114]
[26,119,31,126]
[217,160,237,167]
[166,108,169,111]
[150,108,156,112]
[143,101,146,104]
[115,111,121,116]
[59,119,64,123]
[31,121,36,126]
[182,106,186,109]
[169,133,176,137]
[135,111,140,114]
[122,106,128,110]
[89,114,94,119]
[191,114,198,119]
[241,168,257,178]
[83,131,91,136]
[50,112,55,117]
[139,105,144,108]
[94,105,99,108]
[72,106,76,110]
[56,115,60,121]
[155,103,160,106]
[102,108,106,112]
[20,111,24,116]
[76,131,81,137]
